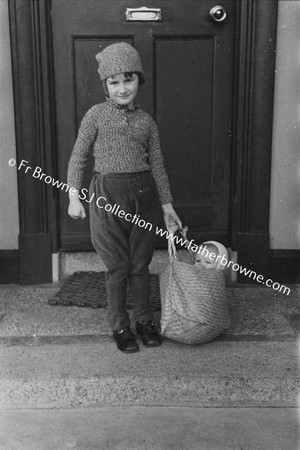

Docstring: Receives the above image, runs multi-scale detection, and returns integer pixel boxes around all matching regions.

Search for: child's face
[106,73,139,108]
[195,246,219,270]
[196,253,218,270]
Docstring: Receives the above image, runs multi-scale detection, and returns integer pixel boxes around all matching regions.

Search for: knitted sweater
[67,97,173,204]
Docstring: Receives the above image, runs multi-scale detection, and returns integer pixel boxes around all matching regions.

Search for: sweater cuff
[159,192,173,205]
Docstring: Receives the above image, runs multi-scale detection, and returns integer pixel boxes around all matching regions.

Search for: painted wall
[270,0,300,249]
[0,0,19,249]
[0,0,299,251]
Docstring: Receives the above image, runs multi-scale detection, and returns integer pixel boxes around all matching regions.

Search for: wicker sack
[159,253,230,345]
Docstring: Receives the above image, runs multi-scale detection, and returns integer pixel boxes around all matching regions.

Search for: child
[67,42,181,353]
[195,241,228,270]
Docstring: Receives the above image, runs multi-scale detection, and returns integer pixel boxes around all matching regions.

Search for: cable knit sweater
[67,97,173,204]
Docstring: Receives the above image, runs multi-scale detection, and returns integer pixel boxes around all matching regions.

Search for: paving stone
[1,407,298,450]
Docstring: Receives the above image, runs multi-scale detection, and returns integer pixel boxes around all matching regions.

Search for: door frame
[8,0,278,284]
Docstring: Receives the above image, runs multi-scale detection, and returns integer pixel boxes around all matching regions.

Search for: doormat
[48,271,161,310]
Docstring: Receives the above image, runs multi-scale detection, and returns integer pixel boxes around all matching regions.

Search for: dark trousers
[89,171,159,330]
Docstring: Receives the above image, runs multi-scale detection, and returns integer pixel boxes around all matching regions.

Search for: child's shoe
[136,321,161,347]
[113,327,139,353]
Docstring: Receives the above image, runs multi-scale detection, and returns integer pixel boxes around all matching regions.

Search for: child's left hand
[162,203,182,234]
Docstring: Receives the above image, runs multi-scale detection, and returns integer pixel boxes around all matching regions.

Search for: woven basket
[159,237,230,344]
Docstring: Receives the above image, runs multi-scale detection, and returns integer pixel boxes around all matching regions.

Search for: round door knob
[209,5,227,23]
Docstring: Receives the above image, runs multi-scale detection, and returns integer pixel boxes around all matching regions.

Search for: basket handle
[167,226,189,261]
[168,234,177,261]
[168,226,197,263]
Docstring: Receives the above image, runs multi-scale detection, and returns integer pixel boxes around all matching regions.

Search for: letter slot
[126,6,162,22]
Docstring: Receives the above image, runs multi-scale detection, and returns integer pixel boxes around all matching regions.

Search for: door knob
[209,5,227,23]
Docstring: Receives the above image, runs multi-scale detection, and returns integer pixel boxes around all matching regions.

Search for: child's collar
[105,97,139,111]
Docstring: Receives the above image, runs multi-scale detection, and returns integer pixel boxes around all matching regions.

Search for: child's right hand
[68,199,86,220]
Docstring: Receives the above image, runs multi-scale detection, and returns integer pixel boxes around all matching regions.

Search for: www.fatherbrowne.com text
[15,160,291,295]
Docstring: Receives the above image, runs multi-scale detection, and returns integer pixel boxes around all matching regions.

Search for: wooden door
[51,0,236,250]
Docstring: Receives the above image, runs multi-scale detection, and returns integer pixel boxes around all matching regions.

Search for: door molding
[9,0,56,283]
[8,0,278,283]
[231,0,278,280]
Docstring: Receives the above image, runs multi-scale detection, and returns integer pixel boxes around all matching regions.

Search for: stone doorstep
[0,339,299,409]
[56,249,237,282]
[0,284,299,340]
[0,282,299,410]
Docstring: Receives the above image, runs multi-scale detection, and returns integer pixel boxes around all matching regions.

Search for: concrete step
[0,284,299,410]
[57,250,174,280]
[1,337,298,409]
[57,249,237,281]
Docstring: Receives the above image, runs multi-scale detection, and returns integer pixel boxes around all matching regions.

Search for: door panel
[51,0,236,249]
[156,38,214,202]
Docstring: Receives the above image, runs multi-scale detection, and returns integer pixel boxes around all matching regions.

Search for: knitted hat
[95,42,145,84]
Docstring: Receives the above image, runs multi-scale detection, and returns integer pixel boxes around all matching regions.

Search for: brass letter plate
[126,6,162,22]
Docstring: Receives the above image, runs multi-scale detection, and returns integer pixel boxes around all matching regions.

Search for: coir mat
[48,271,161,310]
